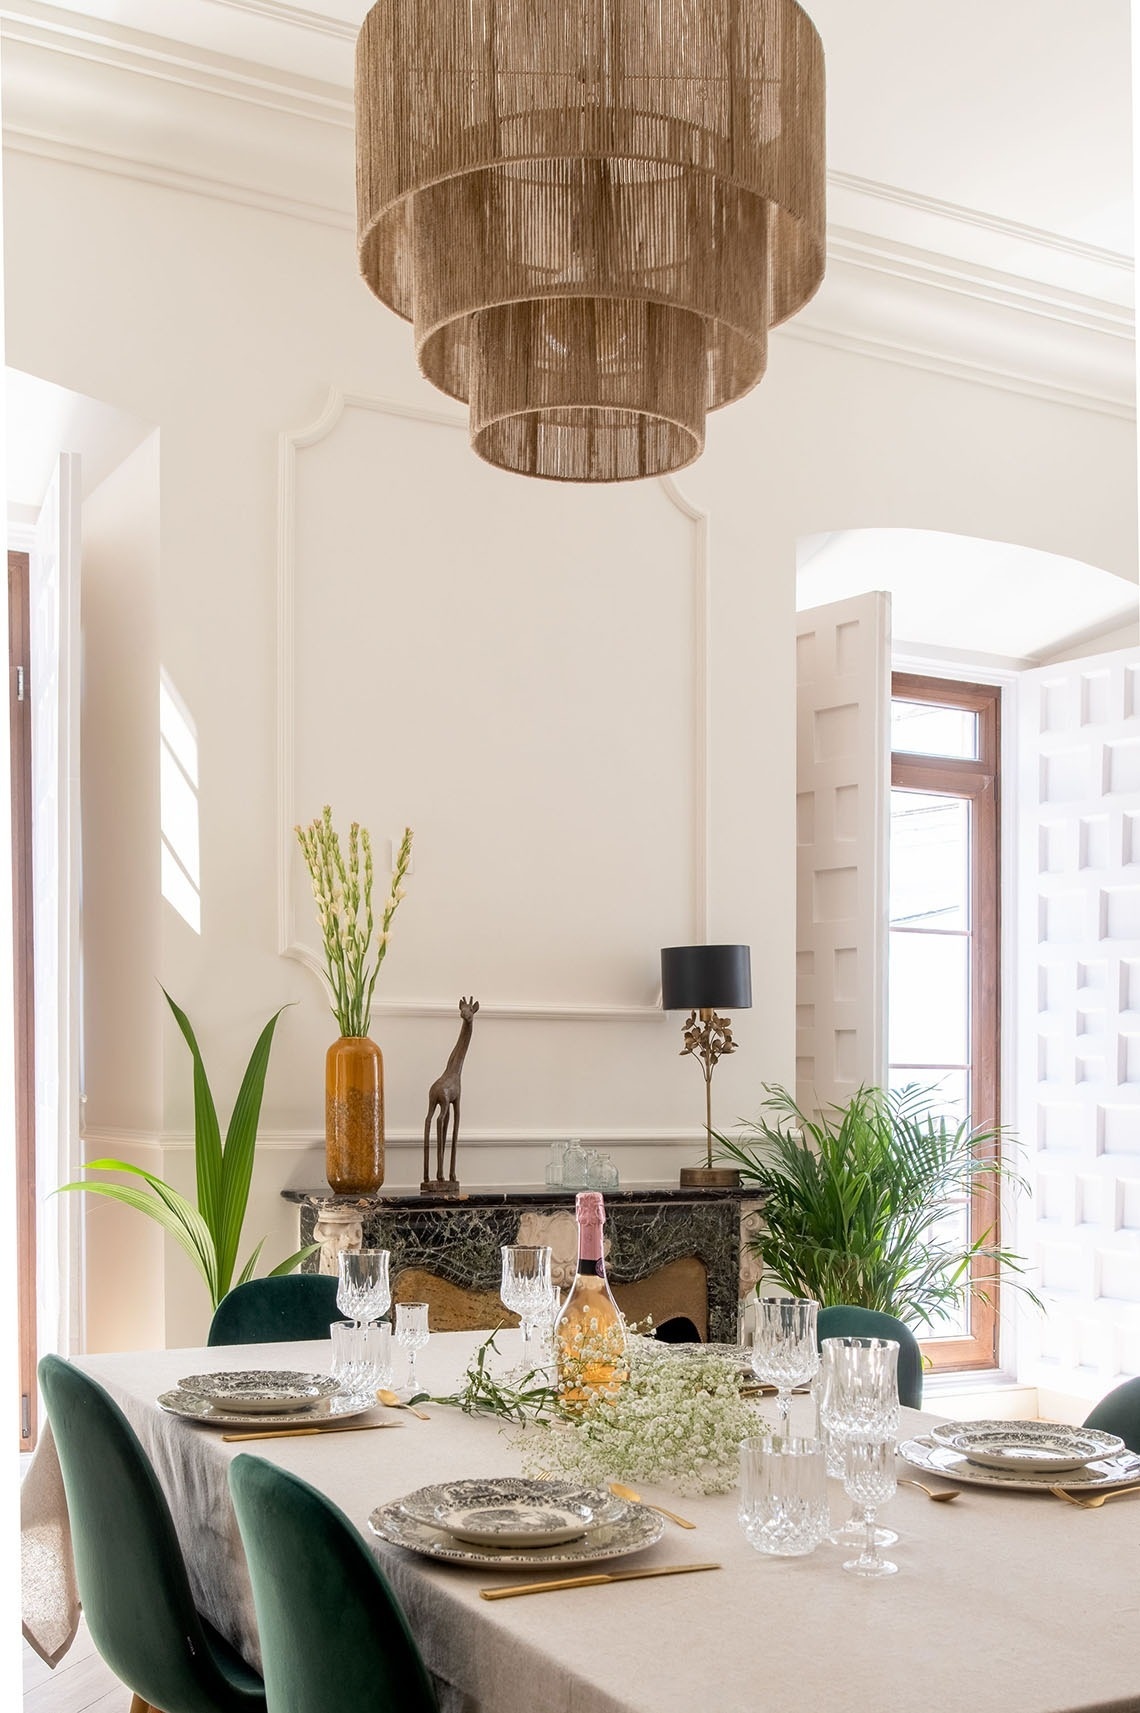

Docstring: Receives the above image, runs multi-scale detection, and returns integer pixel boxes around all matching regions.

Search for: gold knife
[480,1563,721,1600]
[220,1422,402,1442]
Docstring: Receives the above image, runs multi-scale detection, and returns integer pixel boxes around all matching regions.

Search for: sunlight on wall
[159,671,200,933]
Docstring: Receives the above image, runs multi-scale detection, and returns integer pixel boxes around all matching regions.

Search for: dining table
[20,1329,1140,1713]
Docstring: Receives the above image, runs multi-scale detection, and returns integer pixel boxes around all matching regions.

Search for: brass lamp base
[679,1166,741,1188]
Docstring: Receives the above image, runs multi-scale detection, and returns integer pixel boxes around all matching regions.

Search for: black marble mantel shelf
[283,1183,762,1342]
[281,1184,753,1208]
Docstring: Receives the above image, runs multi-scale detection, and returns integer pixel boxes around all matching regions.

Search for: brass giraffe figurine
[421,997,479,1194]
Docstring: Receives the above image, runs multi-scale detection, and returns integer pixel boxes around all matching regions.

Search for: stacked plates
[900,1418,1140,1493]
[370,1476,665,1568]
[158,1368,368,1429]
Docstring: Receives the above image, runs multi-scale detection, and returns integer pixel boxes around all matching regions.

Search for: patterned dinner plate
[370,1485,664,1569]
[930,1420,1124,1474]
[176,1370,342,1414]
[899,1433,1140,1493]
[398,1477,627,1547]
[158,1387,369,1429]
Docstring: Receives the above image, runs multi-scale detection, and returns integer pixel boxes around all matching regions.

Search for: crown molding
[3,0,1134,417]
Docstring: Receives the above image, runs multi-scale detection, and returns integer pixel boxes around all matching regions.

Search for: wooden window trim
[891,672,1001,1374]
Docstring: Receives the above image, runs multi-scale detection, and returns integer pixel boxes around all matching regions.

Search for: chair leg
[129,1697,157,1713]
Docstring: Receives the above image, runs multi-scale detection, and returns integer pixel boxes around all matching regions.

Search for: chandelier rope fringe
[355,0,825,483]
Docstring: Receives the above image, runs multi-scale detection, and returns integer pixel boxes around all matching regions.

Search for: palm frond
[716,1082,1040,1329]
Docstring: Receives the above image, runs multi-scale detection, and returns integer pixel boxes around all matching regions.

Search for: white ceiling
[36,0,1134,260]
[798,529,1139,662]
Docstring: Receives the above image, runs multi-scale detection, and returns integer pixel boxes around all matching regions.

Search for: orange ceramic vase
[324,1035,384,1194]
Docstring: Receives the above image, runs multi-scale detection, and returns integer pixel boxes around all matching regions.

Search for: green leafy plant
[715,1082,1042,1331]
[59,989,316,1309]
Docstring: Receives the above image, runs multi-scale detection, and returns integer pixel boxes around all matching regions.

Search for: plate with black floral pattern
[370,1478,664,1568]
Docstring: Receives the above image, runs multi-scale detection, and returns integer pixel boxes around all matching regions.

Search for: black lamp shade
[660,944,752,1012]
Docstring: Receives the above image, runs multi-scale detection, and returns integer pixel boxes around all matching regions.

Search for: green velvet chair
[816,1305,924,1410]
[228,1455,439,1713]
[38,1355,266,1713]
[1083,1376,1140,1453]
[208,1273,340,1346]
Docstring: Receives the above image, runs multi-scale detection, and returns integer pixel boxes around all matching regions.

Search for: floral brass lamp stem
[660,945,752,1188]
[682,1008,736,1173]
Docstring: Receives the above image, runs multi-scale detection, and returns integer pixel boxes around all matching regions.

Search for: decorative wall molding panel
[3,1,1133,417]
[278,391,709,1021]
[158,1126,711,1153]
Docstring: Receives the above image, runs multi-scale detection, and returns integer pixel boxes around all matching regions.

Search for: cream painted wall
[4,148,1135,1349]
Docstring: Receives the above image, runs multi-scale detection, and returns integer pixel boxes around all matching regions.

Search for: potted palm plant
[715,1083,1041,1329]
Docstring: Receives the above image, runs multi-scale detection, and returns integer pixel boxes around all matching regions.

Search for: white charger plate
[176,1369,342,1415]
[931,1420,1123,1474]
[899,1433,1140,1493]
[158,1387,369,1429]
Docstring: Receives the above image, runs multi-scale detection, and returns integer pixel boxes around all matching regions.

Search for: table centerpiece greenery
[714,1081,1042,1330]
[59,990,316,1310]
[429,1324,761,1497]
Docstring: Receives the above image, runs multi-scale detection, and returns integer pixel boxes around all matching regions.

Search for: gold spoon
[899,1477,960,1502]
[607,1481,697,1529]
[1049,1481,1140,1509]
[376,1388,431,1421]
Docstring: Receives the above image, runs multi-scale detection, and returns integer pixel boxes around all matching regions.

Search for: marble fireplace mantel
[282,1185,765,1344]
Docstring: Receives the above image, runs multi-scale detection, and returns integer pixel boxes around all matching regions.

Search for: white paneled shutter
[1017,647,1140,1405]
[795,593,891,1118]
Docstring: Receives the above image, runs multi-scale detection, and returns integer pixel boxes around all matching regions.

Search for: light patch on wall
[159,671,200,933]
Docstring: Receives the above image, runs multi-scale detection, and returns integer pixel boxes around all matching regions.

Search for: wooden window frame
[891,672,1001,1374]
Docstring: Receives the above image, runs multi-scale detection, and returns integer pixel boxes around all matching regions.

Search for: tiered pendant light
[355,1,825,483]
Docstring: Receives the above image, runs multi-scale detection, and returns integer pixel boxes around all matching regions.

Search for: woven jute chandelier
[355,1,825,483]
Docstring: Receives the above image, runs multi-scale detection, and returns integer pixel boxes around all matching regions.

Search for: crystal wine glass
[750,1297,820,1429]
[841,1438,898,1577]
[336,1249,391,1328]
[820,1336,900,1548]
[500,1245,553,1376]
[394,1301,430,1393]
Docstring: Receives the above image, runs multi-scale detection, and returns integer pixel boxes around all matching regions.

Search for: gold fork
[1049,1481,1140,1509]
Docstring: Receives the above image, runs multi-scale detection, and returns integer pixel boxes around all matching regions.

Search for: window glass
[888,931,969,1067]
[891,699,977,759]
[890,792,970,931]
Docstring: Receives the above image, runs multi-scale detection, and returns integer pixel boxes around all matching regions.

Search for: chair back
[816,1305,924,1409]
[208,1273,340,1346]
[1083,1376,1140,1453]
[228,1455,438,1713]
[38,1355,262,1713]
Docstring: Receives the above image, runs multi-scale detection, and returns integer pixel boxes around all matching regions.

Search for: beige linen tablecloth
[21,1332,1140,1713]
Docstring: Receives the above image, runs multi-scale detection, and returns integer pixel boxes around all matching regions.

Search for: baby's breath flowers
[295,808,413,1038]
[524,1330,762,1497]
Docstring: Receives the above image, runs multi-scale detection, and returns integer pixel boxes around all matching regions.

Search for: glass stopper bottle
[553,1191,627,1414]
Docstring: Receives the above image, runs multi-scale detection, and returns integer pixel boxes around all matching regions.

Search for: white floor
[23,1621,126,1713]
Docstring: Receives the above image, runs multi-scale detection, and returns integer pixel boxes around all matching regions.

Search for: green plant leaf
[162,989,223,1245]
[215,1007,288,1298]
[235,1238,266,1288]
[59,1165,220,1306]
[266,1242,321,1278]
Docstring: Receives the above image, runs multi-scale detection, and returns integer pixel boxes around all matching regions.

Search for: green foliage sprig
[429,1328,557,1423]
[716,1082,1043,1330]
[59,990,316,1310]
[295,808,413,1038]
